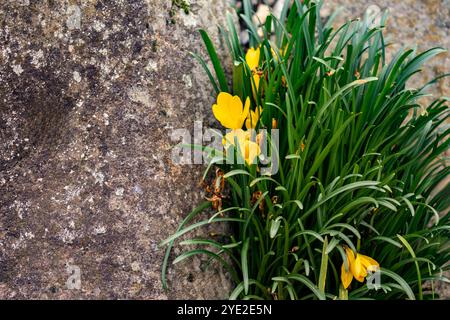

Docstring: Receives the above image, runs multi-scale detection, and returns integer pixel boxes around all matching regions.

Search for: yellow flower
[245,47,260,71]
[341,247,356,289]
[246,47,261,99]
[223,129,261,165]
[241,139,261,165]
[223,129,249,147]
[245,106,263,129]
[212,92,250,129]
[351,253,380,282]
[341,247,379,289]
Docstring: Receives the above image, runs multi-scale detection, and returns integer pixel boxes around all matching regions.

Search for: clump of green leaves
[162,0,449,300]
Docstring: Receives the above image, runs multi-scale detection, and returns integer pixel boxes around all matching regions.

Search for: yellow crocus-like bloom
[245,47,260,71]
[245,47,261,99]
[341,247,379,289]
[245,106,263,129]
[212,92,250,129]
[223,129,249,147]
[241,139,261,165]
[223,129,261,165]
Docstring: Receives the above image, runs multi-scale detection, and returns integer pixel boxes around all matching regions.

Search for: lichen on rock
[0,0,234,299]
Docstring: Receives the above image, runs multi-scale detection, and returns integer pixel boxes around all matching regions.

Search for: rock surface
[241,0,449,98]
[0,0,234,299]
[321,0,450,100]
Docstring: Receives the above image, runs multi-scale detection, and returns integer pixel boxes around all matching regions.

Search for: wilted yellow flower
[341,247,356,289]
[245,106,263,129]
[351,253,380,282]
[300,141,305,152]
[341,247,379,289]
[212,92,250,129]
[223,129,261,165]
[272,118,278,129]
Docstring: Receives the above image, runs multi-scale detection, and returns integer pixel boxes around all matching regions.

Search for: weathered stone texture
[0,0,233,299]
[321,0,450,99]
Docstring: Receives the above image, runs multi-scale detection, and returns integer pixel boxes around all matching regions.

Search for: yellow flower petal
[351,252,379,283]
[245,106,263,129]
[223,129,247,147]
[345,247,356,264]
[223,129,260,165]
[354,273,366,283]
[256,131,264,146]
[341,247,356,287]
[245,47,260,71]
[342,247,379,286]
[240,140,261,165]
[352,254,369,282]
[212,103,233,128]
[240,97,251,126]
[212,92,249,129]
[341,262,353,289]
[359,254,380,272]
[217,91,233,106]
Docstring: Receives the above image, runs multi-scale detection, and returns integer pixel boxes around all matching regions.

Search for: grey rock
[321,0,449,99]
[0,0,234,299]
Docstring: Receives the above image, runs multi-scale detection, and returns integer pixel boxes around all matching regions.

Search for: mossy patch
[170,0,190,24]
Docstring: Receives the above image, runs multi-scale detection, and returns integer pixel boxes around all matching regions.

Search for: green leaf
[249,176,280,187]
[199,29,229,92]
[161,201,210,290]
[224,169,254,179]
[318,237,329,294]
[242,238,250,295]
[159,217,244,247]
[273,275,326,300]
[397,234,423,300]
[190,51,220,94]
[326,223,361,239]
[229,280,271,300]
[270,217,282,239]
[233,61,245,99]
[370,236,403,248]
[380,268,416,300]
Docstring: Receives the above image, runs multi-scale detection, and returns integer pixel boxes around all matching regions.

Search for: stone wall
[321,0,449,99]
[242,0,449,97]
[0,0,233,299]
